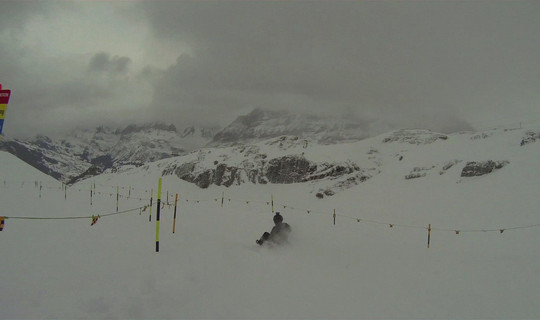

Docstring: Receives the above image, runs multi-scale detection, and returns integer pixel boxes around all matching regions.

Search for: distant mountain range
[0,122,219,183]
[0,108,377,183]
[0,108,478,186]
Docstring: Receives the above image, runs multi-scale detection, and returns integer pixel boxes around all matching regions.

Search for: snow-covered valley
[1,124,540,319]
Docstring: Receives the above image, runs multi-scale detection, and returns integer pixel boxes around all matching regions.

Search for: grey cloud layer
[1,1,540,138]
[142,1,540,130]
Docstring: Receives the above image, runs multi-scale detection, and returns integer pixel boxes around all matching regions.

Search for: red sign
[0,90,10,104]
[0,85,10,135]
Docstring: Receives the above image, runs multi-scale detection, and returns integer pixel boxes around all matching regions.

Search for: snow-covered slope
[150,126,539,200]
[1,123,540,319]
[0,134,93,181]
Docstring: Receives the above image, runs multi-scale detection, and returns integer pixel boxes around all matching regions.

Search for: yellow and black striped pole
[156,178,162,252]
[173,193,178,233]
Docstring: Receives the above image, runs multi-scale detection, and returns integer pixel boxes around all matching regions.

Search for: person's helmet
[273,212,283,224]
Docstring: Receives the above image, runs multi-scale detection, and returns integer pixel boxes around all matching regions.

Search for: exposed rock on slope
[520,131,539,146]
[461,161,509,177]
[162,152,365,190]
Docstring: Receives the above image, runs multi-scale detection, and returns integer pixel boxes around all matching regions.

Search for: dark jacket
[269,221,291,243]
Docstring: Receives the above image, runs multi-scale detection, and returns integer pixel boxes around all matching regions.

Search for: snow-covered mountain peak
[208,108,371,147]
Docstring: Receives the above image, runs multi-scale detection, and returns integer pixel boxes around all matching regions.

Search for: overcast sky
[1,1,540,138]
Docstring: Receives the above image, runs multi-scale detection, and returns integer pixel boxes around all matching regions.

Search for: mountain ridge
[0,108,522,192]
[126,125,540,198]
[0,108,380,183]
[208,108,373,146]
[0,122,218,183]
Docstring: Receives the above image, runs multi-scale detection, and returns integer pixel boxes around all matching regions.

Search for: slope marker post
[156,178,162,252]
[173,193,178,233]
[149,189,153,222]
[427,224,431,248]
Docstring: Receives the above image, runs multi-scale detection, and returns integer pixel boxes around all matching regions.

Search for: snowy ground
[1,125,540,319]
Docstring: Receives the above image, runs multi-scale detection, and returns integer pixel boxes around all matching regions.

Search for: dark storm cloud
[141,1,540,131]
[88,52,131,75]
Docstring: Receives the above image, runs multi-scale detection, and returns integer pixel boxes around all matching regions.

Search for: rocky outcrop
[162,154,364,191]
[163,162,243,189]
[405,167,431,180]
[266,156,317,184]
[520,131,539,146]
[316,172,373,199]
[461,160,509,177]
[439,160,462,175]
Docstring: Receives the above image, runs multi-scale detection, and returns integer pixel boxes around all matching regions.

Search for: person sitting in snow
[256,212,291,246]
